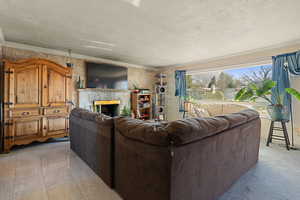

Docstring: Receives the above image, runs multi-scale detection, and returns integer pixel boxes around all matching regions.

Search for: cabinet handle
[21,112,30,115]
[44,126,47,130]
[53,110,60,113]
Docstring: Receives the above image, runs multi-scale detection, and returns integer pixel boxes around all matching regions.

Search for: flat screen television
[86,62,128,89]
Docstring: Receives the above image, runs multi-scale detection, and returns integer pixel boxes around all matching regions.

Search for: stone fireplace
[94,100,120,117]
[77,88,131,116]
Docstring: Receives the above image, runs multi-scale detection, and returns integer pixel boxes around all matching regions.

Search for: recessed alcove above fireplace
[94,100,120,117]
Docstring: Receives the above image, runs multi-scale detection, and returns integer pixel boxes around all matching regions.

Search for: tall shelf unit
[131,93,152,120]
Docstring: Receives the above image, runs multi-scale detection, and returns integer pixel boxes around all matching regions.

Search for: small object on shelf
[120,106,131,117]
[139,89,151,94]
[76,76,84,89]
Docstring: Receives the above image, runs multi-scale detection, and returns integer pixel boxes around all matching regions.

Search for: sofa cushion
[70,108,85,118]
[216,113,248,129]
[96,114,114,127]
[237,109,260,121]
[115,117,169,146]
[114,109,260,147]
[166,116,230,145]
[80,111,99,121]
[217,109,259,128]
[71,108,113,122]
[70,108,98,121]
[167,109,259,145]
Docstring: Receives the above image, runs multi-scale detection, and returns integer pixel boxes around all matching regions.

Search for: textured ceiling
[0,0,300,67]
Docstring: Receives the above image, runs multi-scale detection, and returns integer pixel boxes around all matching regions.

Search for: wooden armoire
[2,58,72,152]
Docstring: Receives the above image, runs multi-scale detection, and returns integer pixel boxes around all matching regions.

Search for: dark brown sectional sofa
[70,108,261,200]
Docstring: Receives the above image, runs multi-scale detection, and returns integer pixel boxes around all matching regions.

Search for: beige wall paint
[1,46,156,106]
[161,68,181,121]
[127,67,156,90]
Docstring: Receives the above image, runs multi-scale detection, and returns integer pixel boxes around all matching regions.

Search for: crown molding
[2,41,158,71]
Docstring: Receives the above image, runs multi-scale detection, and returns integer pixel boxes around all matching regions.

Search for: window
[187,65,272,115]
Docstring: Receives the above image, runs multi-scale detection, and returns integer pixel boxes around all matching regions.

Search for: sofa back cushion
[114,118,169,146]
[166,116,230,145]
[115,109,260,146]
[168,109,259,145]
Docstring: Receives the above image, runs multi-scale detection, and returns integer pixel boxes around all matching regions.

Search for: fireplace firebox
[94,100,120,117]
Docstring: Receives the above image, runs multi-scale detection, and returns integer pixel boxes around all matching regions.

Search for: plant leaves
[237,88,254,101]
[235,88,247,101]
[262,80,276,92]
[286,88,300,101]
[254,80,276,97]
[249,96,258,102]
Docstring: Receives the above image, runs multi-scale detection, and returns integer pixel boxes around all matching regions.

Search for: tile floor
[0,141,121,200]
[0,141,300,200]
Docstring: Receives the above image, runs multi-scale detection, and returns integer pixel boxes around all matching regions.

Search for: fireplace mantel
[77,88,131,93]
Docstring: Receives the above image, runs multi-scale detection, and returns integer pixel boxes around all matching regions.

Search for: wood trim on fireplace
[94,100,121,105]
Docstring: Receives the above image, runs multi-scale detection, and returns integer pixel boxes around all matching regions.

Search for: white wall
[291,76,300,133]
[164,68,181,121]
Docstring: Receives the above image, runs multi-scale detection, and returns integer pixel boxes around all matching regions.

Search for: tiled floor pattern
[1,141,300,200]
[0,142,121,200]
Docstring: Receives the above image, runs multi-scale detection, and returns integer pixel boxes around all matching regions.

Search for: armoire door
[6,63,41,109]
[42,65,72,107]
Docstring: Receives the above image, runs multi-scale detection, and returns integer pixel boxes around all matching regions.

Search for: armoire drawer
[10,109,41,118]
[44,107,68,115]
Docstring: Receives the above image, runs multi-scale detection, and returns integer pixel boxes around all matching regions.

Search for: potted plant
[120,106,132,117]
[235,80,288,121]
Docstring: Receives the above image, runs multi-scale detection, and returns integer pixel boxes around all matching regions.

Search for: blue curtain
[286,51,300,75]
[175,70,187,112]
[272,50,300,120]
